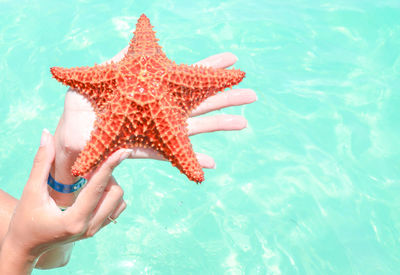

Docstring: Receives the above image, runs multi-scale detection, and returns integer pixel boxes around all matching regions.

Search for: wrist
[49,148,82,207]
[53,142,80,185]
[52,117,84,206]
[48,173,87,194]
[53,119,81,185]
[0,235,38,274]
[48,163,82,207]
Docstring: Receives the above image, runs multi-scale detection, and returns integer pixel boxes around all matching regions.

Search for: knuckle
[114,201,127,219]
[59,129,83,154]
[120,201,127,212]
[84,228,98,238]
[115,186,124,199]
[65,220,86,236]
[61,141,74,155]
[94,183,106,195]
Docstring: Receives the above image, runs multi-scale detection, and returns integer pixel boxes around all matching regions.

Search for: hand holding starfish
[52,48,256,187]
[0,130,127,274]
[51,15,254,183]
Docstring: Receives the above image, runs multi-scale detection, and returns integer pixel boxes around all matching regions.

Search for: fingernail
[40,129,50,147]
[242,119,248,129]
[119,149,133,163]
[253,90,258,101]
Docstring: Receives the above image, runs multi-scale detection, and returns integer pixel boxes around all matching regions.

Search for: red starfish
[51,14,245,183]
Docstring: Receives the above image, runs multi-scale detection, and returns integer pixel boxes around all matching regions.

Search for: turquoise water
[1,0,400,274]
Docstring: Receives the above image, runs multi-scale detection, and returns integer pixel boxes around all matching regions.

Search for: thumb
[26,129,55,191]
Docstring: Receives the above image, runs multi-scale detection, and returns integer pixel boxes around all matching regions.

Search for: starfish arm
[152,98,204,182]
[51,64,117,107]
[165,63,245,112]
[163,130,204,183]
[159,122,204,183]
[71,107,125,176]
[125,14,166,59]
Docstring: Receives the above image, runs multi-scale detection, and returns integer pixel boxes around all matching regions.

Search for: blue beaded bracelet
[47,173,87,193]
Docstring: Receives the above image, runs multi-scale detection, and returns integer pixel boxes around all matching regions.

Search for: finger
[26,129,55,193]
[187,114,247,136]
[126,148,215,169]
[85,177,124,236]
[190,88,257,117]
[110,200,126,220]
[194,52,238,69]
[70,149,131,219]
[196,153,216,169]
[101,200,127,227]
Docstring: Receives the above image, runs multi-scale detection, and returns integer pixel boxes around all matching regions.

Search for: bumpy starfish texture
[51,14,245,183]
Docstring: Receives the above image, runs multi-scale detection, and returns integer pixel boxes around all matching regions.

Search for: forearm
[0,190,17,240]
[0,191,73,270]
[0,191,35,274]
[0,116,80,270]
[0,235,36,275]
[49,113,81,207]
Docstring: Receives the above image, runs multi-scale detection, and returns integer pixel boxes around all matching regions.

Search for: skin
[0,52,257,273]
[0,130,129,274]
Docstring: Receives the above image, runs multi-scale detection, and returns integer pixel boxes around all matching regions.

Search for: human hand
[0,130,128,274]
[54,47,256,177]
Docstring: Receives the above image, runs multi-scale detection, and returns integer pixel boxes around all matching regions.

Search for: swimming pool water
[1,0,400,274]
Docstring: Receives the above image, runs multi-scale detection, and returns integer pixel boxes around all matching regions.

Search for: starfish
[51,14,245,183]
